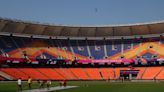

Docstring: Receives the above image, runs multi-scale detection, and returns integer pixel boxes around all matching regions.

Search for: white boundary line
[21,86,78,92]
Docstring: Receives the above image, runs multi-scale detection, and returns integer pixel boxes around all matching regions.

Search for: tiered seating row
[1,36,163,60]
[156,68,164,79]
[142,67,163,79]
[0,67,163,80]
[0,68,29,80]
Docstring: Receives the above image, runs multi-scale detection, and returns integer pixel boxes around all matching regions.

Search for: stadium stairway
[0,71,13,80]
[142,67,162,79]
[69,68,89,80]
[61,68,78,80]
[0,68,29,80]
[99,68,114,80]
[36,68,64,80]
[155,67,164,79]
[84,68,101,80]
[81,68,91,79]
[135,67,146,79]
[18,68,48,80]
[54,68,72,80]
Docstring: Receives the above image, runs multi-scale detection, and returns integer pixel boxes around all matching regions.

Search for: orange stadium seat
[135,67,146,79]
[18,68,48,80]
[0,68,28,80]
[61,68,78,80]
[99,68,114,79]
[36,68,64,80]
[155,67,164,79]
[142,67,162,79]
[54,68,72,80]
[84,68,102,80]
[1,67,164,80]
[69,68,89,80]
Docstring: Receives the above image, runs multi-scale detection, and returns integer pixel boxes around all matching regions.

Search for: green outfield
[0,81,164,92]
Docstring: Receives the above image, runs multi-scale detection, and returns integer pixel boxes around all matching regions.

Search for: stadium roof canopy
[0,18,164,39]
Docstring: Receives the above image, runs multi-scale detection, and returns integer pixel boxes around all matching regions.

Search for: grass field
[0,81,164,92]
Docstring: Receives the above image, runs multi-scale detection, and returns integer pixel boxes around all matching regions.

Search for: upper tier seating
[0,35,163,60]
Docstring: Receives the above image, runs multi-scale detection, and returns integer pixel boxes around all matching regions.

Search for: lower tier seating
[142,67,163,79]
[0,67,163,80]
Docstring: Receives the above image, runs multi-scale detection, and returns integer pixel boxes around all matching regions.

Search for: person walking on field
[17,78,22,91]
[47,80,51,90]
[28,77,32,89]
[63,80,67,87]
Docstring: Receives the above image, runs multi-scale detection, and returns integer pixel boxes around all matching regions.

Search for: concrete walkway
[21,86,78,92]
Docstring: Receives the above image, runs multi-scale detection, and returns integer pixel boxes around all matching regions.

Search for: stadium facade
[0,18,163,81]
